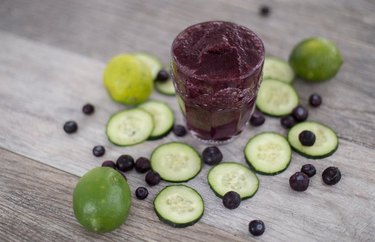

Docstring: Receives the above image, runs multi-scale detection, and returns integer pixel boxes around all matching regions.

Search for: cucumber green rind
[147,126,174,140]
[291,144,339,159]
[106,109,154,146]
[138,100,175,140]
[153,185,204,228]
[150,142,202,183]
[155,79,176,96]
[245,159,291,176]
[208,181,259,201]
[207,162,259,200]
[288,121,339,159]
[244,132,292,175]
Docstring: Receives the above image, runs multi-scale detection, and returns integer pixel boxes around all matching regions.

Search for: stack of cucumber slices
[246,56,338,174]
[134,53,176,96]
[106,100,174,146]
[257,57,298,116]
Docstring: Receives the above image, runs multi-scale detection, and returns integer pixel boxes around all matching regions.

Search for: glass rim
[171,20,265,82]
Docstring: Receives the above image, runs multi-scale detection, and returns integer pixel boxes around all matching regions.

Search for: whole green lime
[289,37,343,82]
[73,167,132,233]
[103,54,153,105]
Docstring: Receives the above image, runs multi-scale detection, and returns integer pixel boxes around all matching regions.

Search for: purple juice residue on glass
[171,21,265,141]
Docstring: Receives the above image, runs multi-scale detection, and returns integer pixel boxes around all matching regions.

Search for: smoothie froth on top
[172,21,264,80]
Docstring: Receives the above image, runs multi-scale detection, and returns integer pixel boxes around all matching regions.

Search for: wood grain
[0,148,247,242]
[0,0,374,241]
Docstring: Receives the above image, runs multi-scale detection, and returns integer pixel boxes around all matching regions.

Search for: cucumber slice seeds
[106,109,154,146]
[139,100,174,139]
[150,142,202,182]
[256,79,299,116]
[154,185,204,228]
[207,162,259,200]
[244,132,292,175]
[288,122,338,159]
[263,56,295,83]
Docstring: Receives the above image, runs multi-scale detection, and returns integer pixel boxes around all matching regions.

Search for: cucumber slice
[288,122,338,159]
[244,132,292,175]
[207,162,259,200]
[134,53,163,80]
[263,56,295,83]
[139,100,174,139]
[154,185,204,228]
[256,79,299,116]
[155,78,176,96]
[150,142,202,182]
[106,109,153,146]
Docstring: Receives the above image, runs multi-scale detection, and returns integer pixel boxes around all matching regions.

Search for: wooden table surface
[1,0,374,241]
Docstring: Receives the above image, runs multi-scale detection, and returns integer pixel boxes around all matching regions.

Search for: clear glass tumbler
[171,21,265,143]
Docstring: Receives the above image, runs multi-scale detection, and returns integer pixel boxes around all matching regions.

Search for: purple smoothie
[171,21,265,142]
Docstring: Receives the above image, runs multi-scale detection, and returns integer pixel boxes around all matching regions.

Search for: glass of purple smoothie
[171,21,265,143]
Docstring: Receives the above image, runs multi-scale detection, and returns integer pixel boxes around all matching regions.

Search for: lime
[289,37,343,82]
[103,54,153,105]
[73,167,132,233]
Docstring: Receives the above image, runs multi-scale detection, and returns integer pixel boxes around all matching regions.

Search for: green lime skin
[73,167,132,233]
[103,54,153,105]
[289,37,343,82]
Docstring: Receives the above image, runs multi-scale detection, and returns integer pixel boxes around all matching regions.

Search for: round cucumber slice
[288,122,338,159]
[263,56,295,83]
[256,79,299,116]
[155,79,176,96]
[244,132,292,175]
[150,142,202,182]
[134,53,163,80]
[139,100,174,139]
[207,162,259,200]
[106,108,154,146]
[154,185,204,228]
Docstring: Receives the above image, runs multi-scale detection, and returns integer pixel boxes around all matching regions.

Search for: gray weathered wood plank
[0,148,248,242]
[0,29,374,241]
[0,0,374,241]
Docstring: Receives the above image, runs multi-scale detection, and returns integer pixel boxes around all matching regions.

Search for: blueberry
[173,124,187,137]
[292,105,308,122]
[135,187,149,200]
[156,69,170,82]
[301,164,316,177]
[322,167,341,185]
[250,111,265,126]
[259,5,271,17]
[135,157,151,173]
[82,103,95,115]
[116,155,134,172]
[280,115,295,129]
[202,146,223,166]
[309,93,322,107]
[92,145,105,157]
[249,220,265,236]
[145,171,161,186]
[63,121,78,134]
[289,172,309,191]
[101,160,116,169]
[299,130,316,146]
[222,191,241,209]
